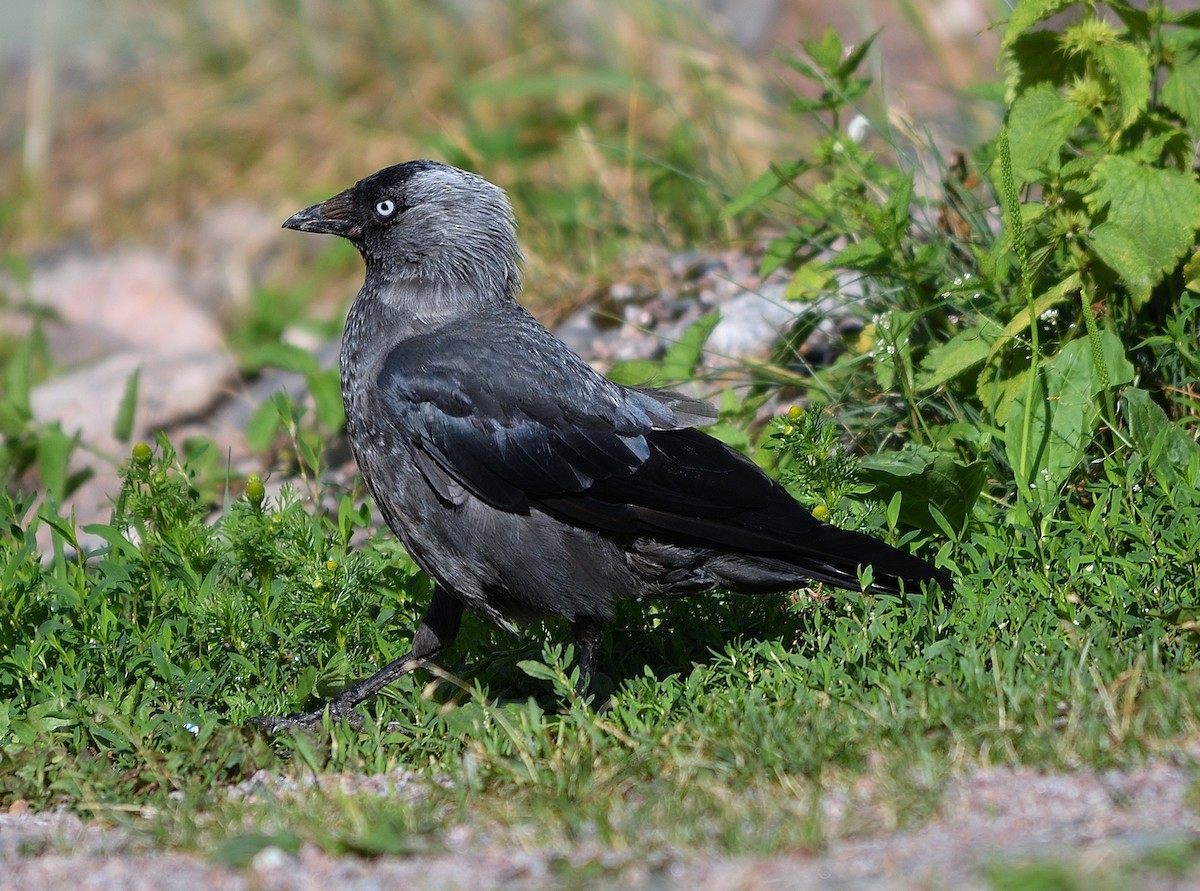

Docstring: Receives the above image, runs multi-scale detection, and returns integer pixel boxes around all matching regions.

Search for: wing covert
[375,325,708,512]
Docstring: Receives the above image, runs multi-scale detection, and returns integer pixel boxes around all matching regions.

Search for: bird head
[283,161,521,299]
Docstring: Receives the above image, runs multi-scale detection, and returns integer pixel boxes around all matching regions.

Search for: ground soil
[2,761,1198,890]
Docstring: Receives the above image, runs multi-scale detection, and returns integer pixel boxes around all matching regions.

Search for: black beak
[282,188,360,237]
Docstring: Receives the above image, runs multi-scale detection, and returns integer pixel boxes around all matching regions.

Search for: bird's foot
[249,699,365,736]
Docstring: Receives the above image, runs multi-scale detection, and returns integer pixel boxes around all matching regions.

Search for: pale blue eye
[375,199,397,218]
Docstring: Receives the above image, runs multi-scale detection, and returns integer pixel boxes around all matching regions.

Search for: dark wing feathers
[377,322,947,592]
[379,325,668,511]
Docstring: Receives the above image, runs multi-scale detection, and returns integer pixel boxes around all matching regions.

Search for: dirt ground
[2,761,1198,890]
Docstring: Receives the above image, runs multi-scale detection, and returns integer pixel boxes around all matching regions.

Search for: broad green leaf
[1184,251,1200,293]
[1087,224,1154,303]
[1122,387,1200,492]
[916,317,1004,391]
[883,171,915,245]
[759,228,805,278]
[1004,367,1052,500]
[1005,84,1087,182]
[1094,42,1151,131]
[981,366,1032,426]
[517,659,559,682]
[1005,335,1124,503]
[1004,30,1073,102]
[860,448,986,535]
[1161,51,1200,135]
[0,402,28,439]
[783,264,835,302]
[1085,156,1200,303]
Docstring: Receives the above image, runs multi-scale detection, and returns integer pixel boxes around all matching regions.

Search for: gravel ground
[2,761,1197,890]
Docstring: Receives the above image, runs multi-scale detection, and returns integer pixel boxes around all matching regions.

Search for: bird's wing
[376,323,948,592]
[539,427,822,547]
[376,324,715,513]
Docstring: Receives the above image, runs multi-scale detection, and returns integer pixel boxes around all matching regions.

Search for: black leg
[570,616,605,697]
[251,586,465,734]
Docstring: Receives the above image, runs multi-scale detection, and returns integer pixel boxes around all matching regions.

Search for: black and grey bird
[264,160,951,730]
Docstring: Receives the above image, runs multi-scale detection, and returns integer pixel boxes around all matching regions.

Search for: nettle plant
[733,0,1200,532]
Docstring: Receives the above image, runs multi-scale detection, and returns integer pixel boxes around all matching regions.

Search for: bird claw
[248,702,365,736]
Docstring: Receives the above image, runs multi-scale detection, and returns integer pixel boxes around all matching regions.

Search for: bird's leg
[251,585,464,734]
[569,616,605,698]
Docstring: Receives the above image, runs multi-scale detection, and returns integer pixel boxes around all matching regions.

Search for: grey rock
[706,282,797,361]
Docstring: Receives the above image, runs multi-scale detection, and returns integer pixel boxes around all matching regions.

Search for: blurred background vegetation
[1,0,1002,315]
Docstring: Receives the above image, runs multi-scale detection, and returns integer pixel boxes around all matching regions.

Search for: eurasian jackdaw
[263,160,951,731]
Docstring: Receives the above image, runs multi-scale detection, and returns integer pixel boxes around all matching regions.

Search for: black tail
[541,428,953,598]
[707,522,952,597]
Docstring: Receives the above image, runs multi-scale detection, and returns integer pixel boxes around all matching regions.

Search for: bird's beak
[281,188,360,237]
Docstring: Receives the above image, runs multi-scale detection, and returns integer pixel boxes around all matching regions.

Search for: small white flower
[847,114,871,144]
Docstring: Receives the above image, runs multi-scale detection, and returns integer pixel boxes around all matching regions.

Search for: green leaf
[1005,83,1087,181]
[879,171,915,248]
[916,317,1004,391]
[1002,0,1077,50]
[986,275,1081,367]
[517,659,559,682]
[659,311,720,380]
[805,28,845,73]
[860,448,986,535]
[606,359,664,387]
[35,424,78,501]
[1004,334,1129,502]
[308,368,346,432]
[243,342,318,376]
[1094,41,1151,131]
[3,335,35,426]
[1085,156,1200,303]
[1161,50,1200,135]
[830,237,887,270]
[1087,224,1153,302]
[722,162,810,219]
[1004,367,1052,499]
[759,229,806,278]
[1004,30,1075,102]
[1122,387,1200,492]
[245,395,284,452]
[837,30,879,79]
[979,367,1029,427]
[113,367,140,444]
[1091,326,1135,390]
[1184,251,1200,293]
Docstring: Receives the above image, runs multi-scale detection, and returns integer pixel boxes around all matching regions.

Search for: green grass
[1,437,1197,857]
[1,0,1199,875]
